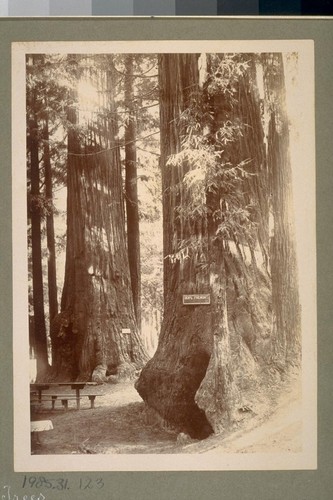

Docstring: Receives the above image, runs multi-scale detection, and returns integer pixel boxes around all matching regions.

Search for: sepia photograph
[12,40,316,471]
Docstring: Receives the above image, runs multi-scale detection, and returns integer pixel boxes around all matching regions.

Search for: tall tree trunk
[195,55,268,431]
[263,54,301,368]
[51,57,148,381]
[136,54,214,439]
[43,116,59,330]
[125,54,141,332]
[28,68,49,378]
[137,53,274,436]
[196,251,235,432]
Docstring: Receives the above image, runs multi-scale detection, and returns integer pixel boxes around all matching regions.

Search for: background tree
[51,55,149,381]
[27,54,49,379]
[116,52,161,360]
[262,53,301,368]
[27,53,71,379]
[43,114,59,327]
[124,54,141,331]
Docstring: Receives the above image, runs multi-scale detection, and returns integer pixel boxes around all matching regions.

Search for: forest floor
[30,370,302,456]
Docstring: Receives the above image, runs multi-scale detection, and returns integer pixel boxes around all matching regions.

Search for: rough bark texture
[43,117,59,327]
[137,52,299,437]
[263,54,301,367]
[136,54,214,439]
[28,81,49,378]
[51,60,148,381]
[195,56,269,431]
[125,54,142,332]
[195,251,237,433]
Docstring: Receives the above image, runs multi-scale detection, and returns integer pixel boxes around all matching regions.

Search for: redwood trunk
[28,100,49,378]
[43,117,59,327]
[195,56,268,431]
[136,53,274,436]
[136,54,213,439]
[125,54,142,332]
[263,54,301,366]
[196,253,235,432]
[52,59,148,381]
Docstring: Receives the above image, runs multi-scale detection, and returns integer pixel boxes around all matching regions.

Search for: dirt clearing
[31,375,302,455]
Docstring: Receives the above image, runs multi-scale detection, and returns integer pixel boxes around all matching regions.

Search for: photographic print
[12,40,316,471]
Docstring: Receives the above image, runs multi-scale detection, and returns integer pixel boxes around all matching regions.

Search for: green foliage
[167,94,258,258]
[205,54,249,103]
[163,54,271,340]
[215,205,258,244]
[29,193,57,218]
[166,235,208,266]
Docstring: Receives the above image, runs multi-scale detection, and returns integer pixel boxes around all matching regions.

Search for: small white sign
[183,294,210,305]
[121,328,131,334]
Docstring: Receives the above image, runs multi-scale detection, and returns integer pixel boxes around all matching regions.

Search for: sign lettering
[183,294,210,305]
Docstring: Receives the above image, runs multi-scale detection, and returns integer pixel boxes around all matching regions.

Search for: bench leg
[61,399,68,411]
[88,396,96,409]
[52,396,57,410]
[76,389,80,410]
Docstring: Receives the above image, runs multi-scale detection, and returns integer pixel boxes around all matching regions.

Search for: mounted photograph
[12,40,316,471]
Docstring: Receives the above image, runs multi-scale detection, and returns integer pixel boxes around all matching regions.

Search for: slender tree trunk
[125,54,141,332]
[28,77,49,378]
[43,116,59,329]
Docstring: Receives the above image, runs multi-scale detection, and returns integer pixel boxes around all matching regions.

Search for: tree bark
[51,58,148,381]
[125,54,142,332]
[136,54,214,439]
[136,53,275,436]
[43,116,59,329]
[196,252,235,433]
[28,66,49,378]
[263,54,301,367]
[195,55,268,431]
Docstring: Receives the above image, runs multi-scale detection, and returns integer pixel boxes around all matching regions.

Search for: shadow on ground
[31,400,179,455]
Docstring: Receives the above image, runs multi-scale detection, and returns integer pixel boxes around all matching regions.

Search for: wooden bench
[30,382,99,410]
[31,395,79,411]
[30,394,99,410]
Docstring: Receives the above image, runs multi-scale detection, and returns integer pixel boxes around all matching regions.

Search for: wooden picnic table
[30,382,98,410]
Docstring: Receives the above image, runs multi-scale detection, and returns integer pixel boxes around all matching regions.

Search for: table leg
[31,431,41,445]
[76,389,80,410]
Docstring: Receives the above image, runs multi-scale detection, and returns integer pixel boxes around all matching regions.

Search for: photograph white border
[12,39,316,472]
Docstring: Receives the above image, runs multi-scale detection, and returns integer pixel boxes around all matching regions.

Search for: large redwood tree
[136,54,215,439]
[136,52,300,438]
[51,56,148,381]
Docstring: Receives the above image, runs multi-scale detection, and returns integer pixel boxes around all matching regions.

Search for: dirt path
[182,379,302,454]
[31,377,302,455]
[218,395,302,454]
